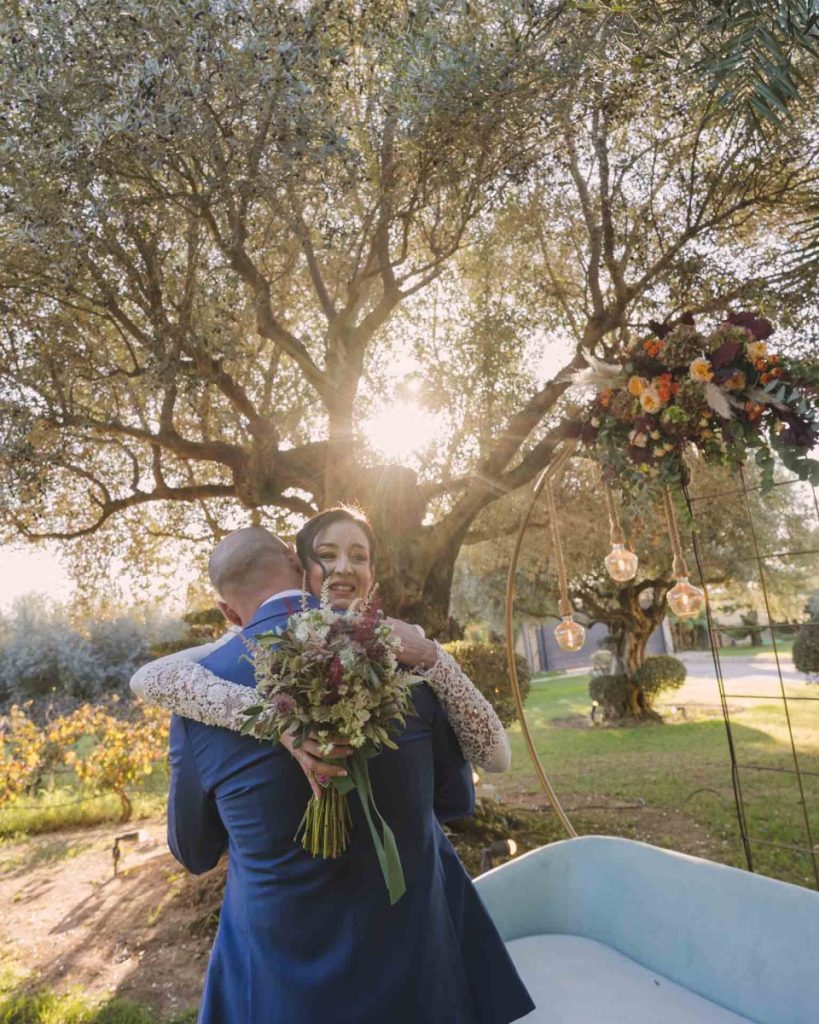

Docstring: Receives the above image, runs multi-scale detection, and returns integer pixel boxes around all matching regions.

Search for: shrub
[589,655,686,720]
[793,623,819,681]
[0,702,169,821]
[590,649,613,676]
[588,673,629,719]
[442,641,530,727]
[633,655,687,703]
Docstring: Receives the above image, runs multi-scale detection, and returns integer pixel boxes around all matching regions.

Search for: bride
[131,505,512,788]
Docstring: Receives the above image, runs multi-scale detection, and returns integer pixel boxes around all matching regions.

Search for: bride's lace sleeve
[421,644,512,773]
[129,631,260,732]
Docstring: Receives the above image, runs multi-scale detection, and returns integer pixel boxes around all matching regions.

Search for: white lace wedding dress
[131,631,512,772]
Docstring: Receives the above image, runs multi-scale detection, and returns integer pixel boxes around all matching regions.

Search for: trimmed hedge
[588,673,629,719]
[589,655,686,719]
[793,623,819,680]
[442,641,531,727]
[633,655,687,698]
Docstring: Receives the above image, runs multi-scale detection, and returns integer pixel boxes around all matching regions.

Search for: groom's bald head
[209,527,301,613]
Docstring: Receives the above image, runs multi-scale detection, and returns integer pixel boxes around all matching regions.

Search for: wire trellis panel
[684,467,819,890]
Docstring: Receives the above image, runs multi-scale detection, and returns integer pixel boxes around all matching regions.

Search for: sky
[0,544,75,610]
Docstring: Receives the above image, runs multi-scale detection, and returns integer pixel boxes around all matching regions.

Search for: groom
[167,527,483,1023]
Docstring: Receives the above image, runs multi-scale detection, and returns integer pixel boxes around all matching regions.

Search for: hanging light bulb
[602,483,638,582]
[555,614,586,652]
[667,576,705,618]
[661,488,706,620]
[605,543,639,582]
[546,474,586,655]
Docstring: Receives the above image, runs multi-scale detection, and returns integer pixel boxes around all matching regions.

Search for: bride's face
[308,520,375,609]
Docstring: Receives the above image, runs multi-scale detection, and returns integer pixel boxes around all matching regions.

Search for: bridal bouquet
[241,589,416,905]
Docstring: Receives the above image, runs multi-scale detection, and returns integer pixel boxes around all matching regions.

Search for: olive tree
[1,1,816,632]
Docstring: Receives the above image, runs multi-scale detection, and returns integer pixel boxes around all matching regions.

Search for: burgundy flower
[711,340,741,369]
[352,624,372,645]
[327,657,343,687]
[270,694,296,717]
[629,445,654,465]
[725,311,774,340]
[580,421,599,445]
[648,319,671,339]
[679,312,696,326]
[778,412,818,448]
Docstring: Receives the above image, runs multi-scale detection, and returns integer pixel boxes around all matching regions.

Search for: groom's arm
[429,692,476,823]
[167,716,228,875]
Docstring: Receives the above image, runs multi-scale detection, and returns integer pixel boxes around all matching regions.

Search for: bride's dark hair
[295,505,378,582]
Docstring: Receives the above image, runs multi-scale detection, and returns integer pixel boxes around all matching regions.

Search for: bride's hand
[280,730,353,801]
[384,617,438,670]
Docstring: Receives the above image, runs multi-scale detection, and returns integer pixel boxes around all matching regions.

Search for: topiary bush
[589,655,687,720]
[588,673,629,719]
[793,623,819,681]
[442,641,530,727]
[633,655,687,705]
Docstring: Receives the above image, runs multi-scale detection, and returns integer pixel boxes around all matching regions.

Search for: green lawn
[0,971,195,1024]
[0,770,169,840]
[495,673,819,889]
[713,638,794,658]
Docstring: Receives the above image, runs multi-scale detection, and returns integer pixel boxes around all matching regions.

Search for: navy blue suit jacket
[166,595,533,1024]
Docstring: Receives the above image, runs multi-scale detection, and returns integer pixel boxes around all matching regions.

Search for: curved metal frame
[504,442,577,838]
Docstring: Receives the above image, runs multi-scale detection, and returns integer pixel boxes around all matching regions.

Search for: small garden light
[480,838,519,873]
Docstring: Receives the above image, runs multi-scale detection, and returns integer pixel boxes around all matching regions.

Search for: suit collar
[247,592,320,630]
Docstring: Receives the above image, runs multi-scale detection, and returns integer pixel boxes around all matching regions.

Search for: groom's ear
[286,544,303,575]
[217,600,243,627]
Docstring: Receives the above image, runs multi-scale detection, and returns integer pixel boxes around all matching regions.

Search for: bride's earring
[301,571,308,611]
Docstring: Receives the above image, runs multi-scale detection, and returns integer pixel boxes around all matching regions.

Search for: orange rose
[690,357,714,383]
[746,341,768,362]
[639,388,662,414]
[628,375,649,396]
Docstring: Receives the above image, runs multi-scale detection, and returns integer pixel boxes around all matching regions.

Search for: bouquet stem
[293,752,406,905]
[295,784,352,859]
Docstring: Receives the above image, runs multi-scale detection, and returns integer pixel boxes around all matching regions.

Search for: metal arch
[504,441,578,839]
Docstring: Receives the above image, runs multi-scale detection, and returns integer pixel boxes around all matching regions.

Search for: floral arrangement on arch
[569,312,819,493]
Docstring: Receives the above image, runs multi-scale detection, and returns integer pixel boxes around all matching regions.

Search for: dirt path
[0,817,219,1017]
[0,799,731,1015]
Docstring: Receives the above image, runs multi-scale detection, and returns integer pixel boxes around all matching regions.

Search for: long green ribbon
[344,751,406,905]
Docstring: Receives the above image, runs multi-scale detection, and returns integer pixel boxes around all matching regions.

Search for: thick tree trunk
[343,465,459,637]
[584,578,672,721]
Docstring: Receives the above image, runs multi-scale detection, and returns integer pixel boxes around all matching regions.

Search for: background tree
[454,460,819,714]
[1,1,817,632]
[0,596,185,706]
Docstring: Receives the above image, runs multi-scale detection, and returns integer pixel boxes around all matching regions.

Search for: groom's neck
[235,579,303,627]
